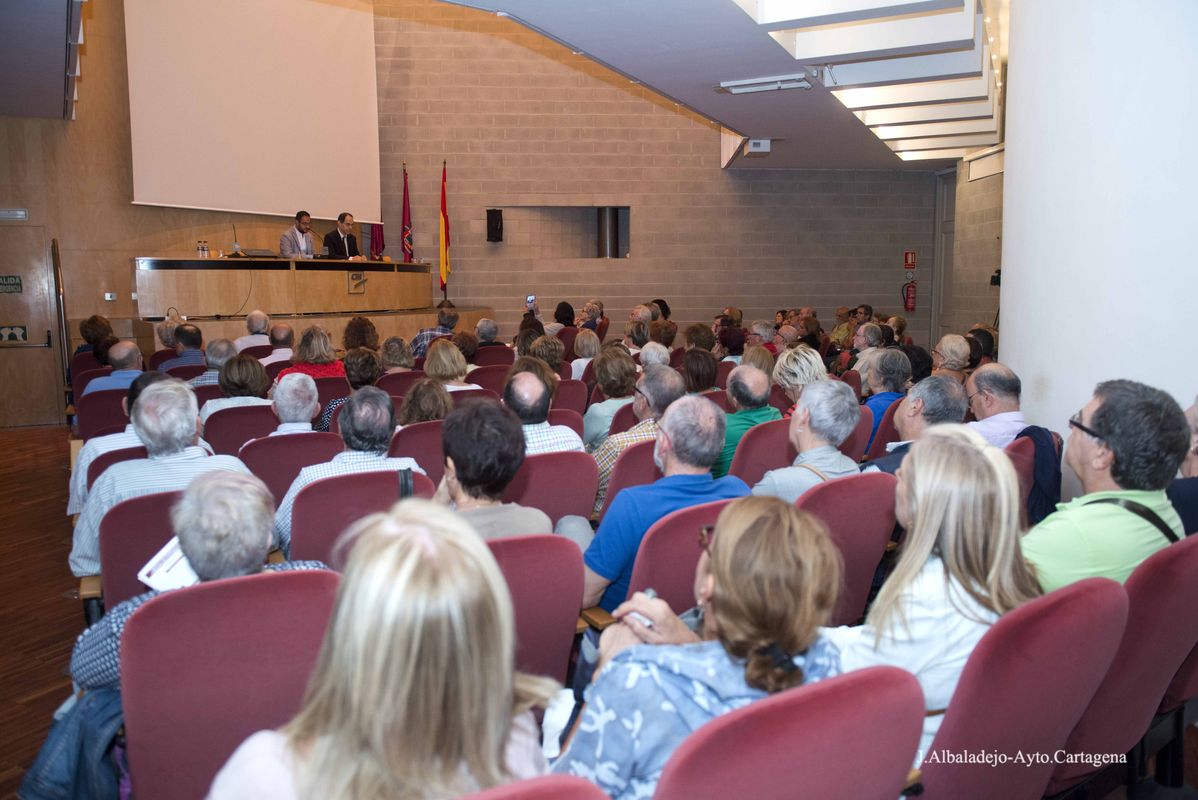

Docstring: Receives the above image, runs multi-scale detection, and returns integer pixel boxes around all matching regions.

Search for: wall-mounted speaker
[486,208,503,242]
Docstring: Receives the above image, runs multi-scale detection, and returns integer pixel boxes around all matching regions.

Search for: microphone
[228,222,246,257]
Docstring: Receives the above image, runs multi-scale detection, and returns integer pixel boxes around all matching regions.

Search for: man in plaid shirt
[591,365,686,515]
[411,306,459,358]
[504,371,584,455]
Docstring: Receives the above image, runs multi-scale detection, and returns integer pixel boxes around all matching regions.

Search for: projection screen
[124,0,381,222]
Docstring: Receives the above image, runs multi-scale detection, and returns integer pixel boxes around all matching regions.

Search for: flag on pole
[439,161,451,292]
[401,162,413,263]
[369,222,385,261]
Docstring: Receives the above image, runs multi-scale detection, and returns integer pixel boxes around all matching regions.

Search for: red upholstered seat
[547,408,584,438]
[121,570,339,800]
[767,384,791,415]
[841,368,862,399]
[728,418,795,488]
[192,383,223,409]
[74,366,113,398]
[668,347,685,369]
[596,439,661,521]
[552,379,588,415]
[76,388,128,441]
[290,471,436,566]
[486,535,583,682]
[714,360,735,389]
[795,472,897,626]
[837,404,873,462]
[264,360,292,381]
[863,396,903,461]
[238,432,344,506]
[203,405,278,456]
[555,325,579,360]
[147,348,175,370]
[87,445,148,490]
[1003,437,1035,524]
[69,350,102,381]
[466,776,607,800]
[389,419,446,484]
[166,364,206,381]
[607,402,639,436]
[699,388,732,413]
[595,317,610,342]
[501,452,598,524]
[918,578,1128,800]
[626,498,734,613]
[467,364,511,396]
[1045,535,1198,795]
[238,344,273,358]
[451,387,500,406]
[99,491,182,608]
[654,667,924,800]
[473,346,516,367]
[313,376,351,410]
[375,368,426,398]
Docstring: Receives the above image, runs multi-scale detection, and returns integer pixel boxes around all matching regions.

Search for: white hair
[273,373,319,423]
[131,380,198,456]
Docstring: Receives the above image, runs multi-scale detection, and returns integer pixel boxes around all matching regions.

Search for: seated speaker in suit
[279,210,316,259]
[323,212,364,261]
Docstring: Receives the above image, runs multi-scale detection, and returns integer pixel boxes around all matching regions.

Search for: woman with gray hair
[752,380,863,503]
[380,336,415,374]
[931,334,970,383]
[771,345,828,418]
[863,349,911,452]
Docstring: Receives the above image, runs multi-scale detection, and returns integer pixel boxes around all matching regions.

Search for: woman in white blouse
[821,424,1041,764]
[424,339,483,392]
[209,500,558,799]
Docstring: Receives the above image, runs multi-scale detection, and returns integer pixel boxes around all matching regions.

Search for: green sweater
[712,405,782,478]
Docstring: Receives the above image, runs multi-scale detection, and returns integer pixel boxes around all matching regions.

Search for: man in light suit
[279,210,316,258]
[323,211,363,260]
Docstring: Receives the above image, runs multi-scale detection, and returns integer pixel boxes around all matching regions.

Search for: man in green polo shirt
[712,365,781,477]
[1021,380,1189,592]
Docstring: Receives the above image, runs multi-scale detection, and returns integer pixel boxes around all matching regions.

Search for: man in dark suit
[323,212,364,260]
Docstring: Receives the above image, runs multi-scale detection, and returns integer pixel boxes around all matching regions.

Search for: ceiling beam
[887,132,999,151]
[831,71,991,110]
[745,0,963,29]
[872,116,998,139]
[818,17,985,88]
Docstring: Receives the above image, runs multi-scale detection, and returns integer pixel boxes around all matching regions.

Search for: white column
[1000,1,1198,470]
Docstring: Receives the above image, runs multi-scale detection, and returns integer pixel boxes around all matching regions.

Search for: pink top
[276,361,347,381]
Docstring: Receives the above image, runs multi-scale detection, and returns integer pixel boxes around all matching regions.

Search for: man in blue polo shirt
[582,394,749,612]
[81,341,142,395]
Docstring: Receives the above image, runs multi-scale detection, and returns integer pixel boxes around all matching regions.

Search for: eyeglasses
[698,525,715,552]
[1068,411,1105,442]
[633,385,646,399]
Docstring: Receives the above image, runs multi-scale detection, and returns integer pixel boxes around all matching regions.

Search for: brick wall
[945,169,1003,339]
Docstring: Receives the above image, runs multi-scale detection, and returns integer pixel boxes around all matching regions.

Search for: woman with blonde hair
[554,496,842,799]
[380,336,415,374]
[931,334,970,383]
[396,378,454,429]
[423,339,482,392]
[570,329,600,380]
[741,344,774,376]
[211,500,558,799]
[822,425,1041,763]
[771,345,827,417]
[277,326,346,381]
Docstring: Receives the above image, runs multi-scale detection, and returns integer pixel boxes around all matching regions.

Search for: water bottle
[196,240,203,258]
[201,240,210,258]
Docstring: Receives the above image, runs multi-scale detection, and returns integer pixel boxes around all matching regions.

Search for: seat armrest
[580,606,616,630]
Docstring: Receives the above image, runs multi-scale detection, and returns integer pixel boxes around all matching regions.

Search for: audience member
[504,371,583,455]
[772,346,827,418]
[854,304,874,327]
[582,395,750,612]
[648,319,677,349]
[434,401,553,538]
[513,327,540,357]
[931,334,970,383]
[741,344,774,376]
[188,338,236,388]
[81,340,143,396]
[638,341,670,367]
[234,310,270,352]
[714,326,746,364]
[649,298,671,320]
[70,380,251,576]
[861,375,968,475]
[159,323,206,372]
[571,329,600,380]
[476,318,503,347]
[212,500,556,798]
[577,301,601,332]
[200,355,273,426]
[879,324,897,348]
[274,387,425,554]
[154,315,184,352]
[271,373,319,435]
[411,306,460,358]
[795,317,821,350]
[902,344,933,385]
[1167,395,1198,535]
[583,347,637,450]
[591,365,686,515]
[259,323,295,368]
[545,301,575,337]
[557,496,841,797]
[76,315,113,356]
[753,380,862,503]
[1022,380,1188,591]
[276,326,347,381]
[317,348,383,432]
[629,304,653,325]
[773,324,799,350]
[823,425,1042,764]
[863,349,911,451]
[748,320,776,353]
[721,306,744,327]
[380,336,415,373]
[829,307,854,349]
[341,316,380,352]
[964,363,1026,448]
[453,331,480,367]
[623,321,649,354]
[968,327,996,364]
[848,323,882,392]
[683,323,715,352]
[887,315,908,343]
[529,335,565,372]
[424,339,483,391]
[681,348,718,394]
[712,366,782,478]
[396,378,454,429]
[507,355,559,399]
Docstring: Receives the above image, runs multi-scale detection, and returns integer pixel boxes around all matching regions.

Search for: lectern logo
[348,271,367,295]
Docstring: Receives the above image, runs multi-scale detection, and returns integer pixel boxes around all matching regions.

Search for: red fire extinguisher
[902,280,917,312]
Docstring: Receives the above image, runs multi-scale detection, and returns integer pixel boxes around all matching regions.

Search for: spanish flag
[438,162,451,291]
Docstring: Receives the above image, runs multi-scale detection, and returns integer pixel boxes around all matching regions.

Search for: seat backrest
[74,365,113,397]
[238,432,344,506]
[654,667,924,800]
[669,347,685,369]
[264,359,292,381]
[595,317,610,342]
[313,376,351,410]
[203,405,278,456]
[121,570,339,800]
[192,383,224,409]
[863,396,903,461]
[767,384,791,415]
[841,369,862,399]
[818,333,832,357]
[921,579,1128,800]
[1003,437,1036,523]
[467,364,512,395]
[389,419,446,484]
[588,383,607,406]
[607,402,639,436]
[555,326,579,360]
[238,344,273,359]
[70,349,102,380]
[728,418,795,488]
[580,359,596,390]
[375,368,426,398]
[1048,535,1198,793]
[699,388,731,413]
[1161,641,1198,713]
[466,775,607,800]
[473,346,515,367]
[290,470,436,565]
[547,408,584,438]
[627,498,733,611]
[714,360,735,389]
[501,452,599,524]
[556,362,573,381]
[837,405,873,462]
[87,445,148,491]
[487,535,583,683]
[552,379,588,415]
[329,402,346,433]
[147,348,175,370]
[451,388,501,406]
[99,491,182,606]
[76,388,129,440]
[597,439,662,521]
[795,472,897,626]
[166,364,206,380]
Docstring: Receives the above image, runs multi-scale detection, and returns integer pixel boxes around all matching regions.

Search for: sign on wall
[0,276,22,293]
[0,326,28,341]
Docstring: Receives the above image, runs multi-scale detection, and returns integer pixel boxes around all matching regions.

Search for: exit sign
[903,251,917,268]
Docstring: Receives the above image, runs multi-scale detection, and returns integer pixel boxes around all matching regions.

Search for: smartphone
[526,294,536,308]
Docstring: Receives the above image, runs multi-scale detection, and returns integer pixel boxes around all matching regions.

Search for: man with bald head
[259,323,295,367]
[503,369,584,454]
[712,365,782,477]
[81,340,143,395]
[234,310,270,352]
[965,362,1027,448]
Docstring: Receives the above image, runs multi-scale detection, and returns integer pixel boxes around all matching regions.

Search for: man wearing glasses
[1021,380,1189,592]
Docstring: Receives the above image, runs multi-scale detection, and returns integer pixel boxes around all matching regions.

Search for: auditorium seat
[767,384,791,416]
[264,360,292,381]
[838,405,873,462]
[313,376,351,410]
[450,388,500,406]
[624,498,733,614]
[654,667,923,800]
[795,471,897,626]
[238,344,273,359]
[166,364,206,381]
[596,439,661,521]
[73,366,112,397]
[121,570,339,800]
[69,350,102,381]
[547,408,584,438]
[841,369,862,400]
[1147,641,1198,789]
[728,418,795,488]
[203,405,277,456]
[915,578,1127,800]
[466,776,607,800]
[714,360,735,389]
[87,445,148,490]
[389,419,446,484]
[76,388,128,440]
[375,369,425,398]
[501,452,598,524]
[466,364,511,396]
[1003,437,1035,525]
[192,383,223,410]
[555,325,579,361]
[486,535,583,683]
[289,471,435,566]
[863,396,903,461]
[147,348,175,370]
[595,317,610,342]
[238,432,344,506]
[607,402,639,437]
[99,491,182,609]
[473,346,515,367]
[552,379,588,415]
[699,389,731,413]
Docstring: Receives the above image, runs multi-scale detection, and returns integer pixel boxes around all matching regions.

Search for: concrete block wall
[373,0,938,345]
[947,169,1003,340]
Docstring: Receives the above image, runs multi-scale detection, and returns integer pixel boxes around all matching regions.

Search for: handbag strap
[1086,497,1179,544]
[795,462,832,483]
[397,468,414,499]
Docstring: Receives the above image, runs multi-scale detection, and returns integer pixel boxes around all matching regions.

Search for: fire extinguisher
[902,280,917,312]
